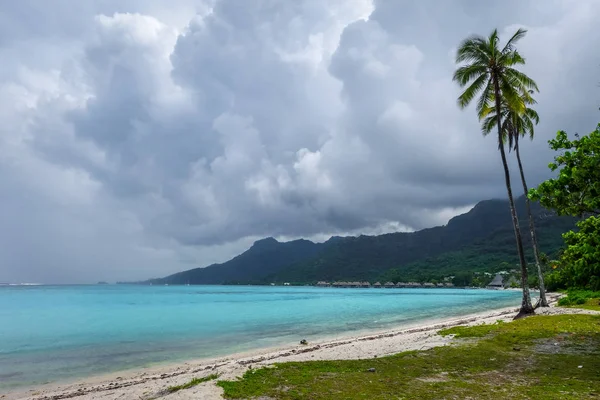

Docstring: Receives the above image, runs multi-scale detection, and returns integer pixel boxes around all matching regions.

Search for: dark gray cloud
[0,0,598,283]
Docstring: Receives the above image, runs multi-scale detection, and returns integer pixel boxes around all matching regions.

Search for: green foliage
[544,270,564,291]
[452,271,474,287]
[439,320,505,338]
[481,89,539,149]
[219,315,600,399]
[529,125,600,217]
[557,297,570,306]
[379,206,574,285]
[529,125,600,291]
[167,374,218,393]
[568,298,600,312]
[559,216,600,290]
[453,28,538,121]
[558,290,600,307]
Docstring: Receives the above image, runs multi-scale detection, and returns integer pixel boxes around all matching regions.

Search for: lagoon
[0,285,521,389]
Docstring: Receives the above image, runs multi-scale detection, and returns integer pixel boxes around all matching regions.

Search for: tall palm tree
[453,28,539,317]
[482,92,549,307]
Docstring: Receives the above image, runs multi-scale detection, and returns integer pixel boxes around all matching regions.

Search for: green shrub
[557,297,571,306]
[558,290,600,307]
[571,295,587,305]
[543,270,566,291]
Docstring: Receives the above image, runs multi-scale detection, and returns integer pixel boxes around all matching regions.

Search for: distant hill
[148,237,325,285]
[146,196,577,285]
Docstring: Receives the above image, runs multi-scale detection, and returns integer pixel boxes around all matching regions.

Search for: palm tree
[482,92,549,307]
[453,28,539,317]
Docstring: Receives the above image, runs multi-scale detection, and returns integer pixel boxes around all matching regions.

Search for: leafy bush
[543,269,565,291]
[557,297,571,306]
[570,294,587,305]
[530,125,600,292]
[558,290,600,307]
[559,216,600,291]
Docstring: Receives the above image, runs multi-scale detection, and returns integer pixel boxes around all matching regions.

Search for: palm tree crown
[481,91,540,150]
[453,28,538,127]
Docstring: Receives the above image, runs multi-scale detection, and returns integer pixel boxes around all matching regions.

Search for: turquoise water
[0,285,521,389]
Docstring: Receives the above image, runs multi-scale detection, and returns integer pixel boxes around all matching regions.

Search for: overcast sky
[1,0,598,283]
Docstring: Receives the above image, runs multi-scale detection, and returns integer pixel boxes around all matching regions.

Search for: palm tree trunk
[493,77,534,317]
[514,136,548,307]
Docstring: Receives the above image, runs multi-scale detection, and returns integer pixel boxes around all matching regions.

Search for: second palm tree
[482,91,549,307]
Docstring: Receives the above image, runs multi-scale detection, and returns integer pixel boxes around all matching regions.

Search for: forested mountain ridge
[147,196,577,285]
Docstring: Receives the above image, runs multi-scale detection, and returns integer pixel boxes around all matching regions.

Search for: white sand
[4,294,598,400]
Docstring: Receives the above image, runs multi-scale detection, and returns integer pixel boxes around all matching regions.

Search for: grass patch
[558,290,600,307]
[218,315,600,399]
[567,298,600,312]
[439,319,506,338]
[167,373,218,393]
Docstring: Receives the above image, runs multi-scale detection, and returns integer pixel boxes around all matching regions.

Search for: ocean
[0,285,521,390]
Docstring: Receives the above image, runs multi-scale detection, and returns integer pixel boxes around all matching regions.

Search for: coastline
[4,293,579,400]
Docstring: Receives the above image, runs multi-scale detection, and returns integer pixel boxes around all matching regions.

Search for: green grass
[567,298,600,312]
[218,315,600,399]
[558,290,600,308]
[167,373,219,393]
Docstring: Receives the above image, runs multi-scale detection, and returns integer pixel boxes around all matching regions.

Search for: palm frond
[455,36,488,64]
[481,114,496,136]
[501,50,526,67]
[524,108,540,124]
[502,28,528,53]
[457,73,488,109]
[476,79,494,119]
[520,89,537,105]
[488,29,500,55]
[452,64,488,86]
[505,68,539,92]
[500,76,525,114]
[522,117,535,140]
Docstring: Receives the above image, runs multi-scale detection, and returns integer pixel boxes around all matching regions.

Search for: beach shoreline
[3,293,577,400]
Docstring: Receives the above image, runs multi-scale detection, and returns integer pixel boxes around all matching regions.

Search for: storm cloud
[1,0,599,283]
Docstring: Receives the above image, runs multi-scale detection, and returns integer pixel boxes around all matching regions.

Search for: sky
[1,0,599,284]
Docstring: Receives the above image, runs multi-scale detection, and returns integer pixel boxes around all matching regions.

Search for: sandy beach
[5,293,598,400]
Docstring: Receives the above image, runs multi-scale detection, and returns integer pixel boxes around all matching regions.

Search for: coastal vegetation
[453,28,539,316]
[166,373,219,393]
[530,124,600,292]
[569,299,600,312]
[557,290,600,309]
[218,314,600,399]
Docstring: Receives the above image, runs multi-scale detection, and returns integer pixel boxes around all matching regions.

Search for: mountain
[148,237,324,285]
[147,196,577,285]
